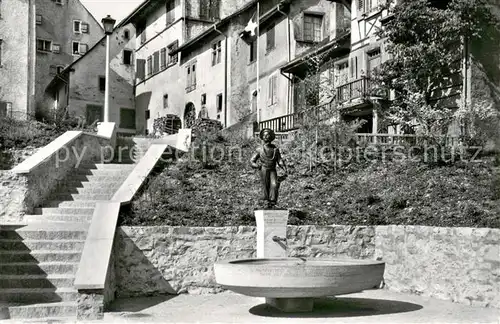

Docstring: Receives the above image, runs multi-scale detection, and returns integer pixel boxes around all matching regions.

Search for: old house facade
[35,0,104,118]
[0,0,36,119]
[46,23,137,135]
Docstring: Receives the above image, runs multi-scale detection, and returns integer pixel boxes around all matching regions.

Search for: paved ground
[104,290,500,323]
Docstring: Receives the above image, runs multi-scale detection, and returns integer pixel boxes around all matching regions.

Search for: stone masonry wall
[0,133,111,223]
[375,226,500,308]
[114,225,500,308]
[114,225,375,297]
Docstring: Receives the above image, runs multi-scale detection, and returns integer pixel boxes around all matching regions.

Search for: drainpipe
[214,24,228,128]
[277,4,292,114]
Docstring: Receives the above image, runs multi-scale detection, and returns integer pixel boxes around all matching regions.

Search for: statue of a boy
[250,128,288,208]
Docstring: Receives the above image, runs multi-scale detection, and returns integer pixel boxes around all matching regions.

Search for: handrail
[75,130,192,310]
[11,131,82,174]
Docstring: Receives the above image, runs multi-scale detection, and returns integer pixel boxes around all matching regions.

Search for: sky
[81,0,144,25]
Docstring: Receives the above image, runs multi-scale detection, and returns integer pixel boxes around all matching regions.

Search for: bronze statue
[250,128,288,208]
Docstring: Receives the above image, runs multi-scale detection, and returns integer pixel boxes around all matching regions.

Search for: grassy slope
[122,143,500,228]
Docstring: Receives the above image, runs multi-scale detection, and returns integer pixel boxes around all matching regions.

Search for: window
[37,39,52,52]
[0,0,2,19]
[249,40,257,63]
[266,24,275,51]
[123,50,132,65]
[73,20,81,33]
[120,108,136,129]
[186,61,196,92]
[81,23,89,33]
[358,0,364,12]
[211,40,222,66]
[99,76,106,92]
[304,14,322,42]
[200,0,220,20]
[145,109,150,120]
[147,55,152,76]
[52,43,61,53]
[367,48,381,76]
[137,22,146,44]
[72,41,88,55]
[86,105,103,124]
[137,59,146,80]
[36,14,42,25]
[251,90,257,112]
[166,0,175,25]
[216,93,223,112]
[367,0,381,12]
[163,94,169,108]
[350,56,358,79]
[0,101,12,118]
[0,40,2,66]
[124,29,130,39]
[153,51,160,73]
[55,0,63,4]
[160,47,167,69]
[334,61,349,86]
[167,40,178,65]
[201,94,206,105]
[50,65,57,75]
[268,74,277,106]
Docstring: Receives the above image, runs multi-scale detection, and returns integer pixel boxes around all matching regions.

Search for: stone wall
[114,225,500,308]
[375,226,500,308]
[1,133,111,223]
[114,225,375,297]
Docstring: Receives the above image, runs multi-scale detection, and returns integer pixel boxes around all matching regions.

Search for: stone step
[62,174,130,182]
[0,239,85,251]
[51,193,114,201]
[54,186,119,196]
[59,180,124,190]
[6,302,76,320]
[74,168,133,176]
[0,228,87,241]
[24,214,93,223]
[0,288,77,303]
[34,207,95,216]
[0,274,75,289]
[43,200,100,208]
[0,262,78,275]
[77,163,136,171]
[0,251,82,263]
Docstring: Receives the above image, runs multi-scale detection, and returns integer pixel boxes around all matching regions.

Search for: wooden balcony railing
[258,102,335,132]
[355,133,460,147]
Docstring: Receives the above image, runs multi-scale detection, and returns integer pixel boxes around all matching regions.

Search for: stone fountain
[214,210,385,312]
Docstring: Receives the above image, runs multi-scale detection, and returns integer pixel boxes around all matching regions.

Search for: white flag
[244,12,258,37]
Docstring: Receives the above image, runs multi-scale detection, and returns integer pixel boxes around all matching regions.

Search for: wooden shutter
[153,51,160,73]
[137,59,145,80]
[272,75,278,105]
[192,63,196,85]
[81,23,89,33]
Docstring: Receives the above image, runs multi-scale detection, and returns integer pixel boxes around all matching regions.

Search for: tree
[374,0,499,142]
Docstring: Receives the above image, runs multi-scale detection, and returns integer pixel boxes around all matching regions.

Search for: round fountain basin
[214,258,385,298]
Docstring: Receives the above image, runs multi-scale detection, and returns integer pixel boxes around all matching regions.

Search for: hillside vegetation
[120,132,500,228]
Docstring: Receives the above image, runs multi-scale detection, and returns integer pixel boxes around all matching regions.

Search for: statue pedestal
[254,210,288,258]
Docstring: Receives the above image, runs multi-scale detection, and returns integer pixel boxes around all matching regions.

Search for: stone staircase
[0,162,135,321]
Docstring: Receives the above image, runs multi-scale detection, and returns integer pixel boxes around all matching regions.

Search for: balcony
[336,76,388,107]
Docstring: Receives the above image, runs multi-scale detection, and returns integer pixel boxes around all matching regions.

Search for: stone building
[0,0,36,119]
[46,23,138,135]
[119,0,253,134]
[35,0,104,118]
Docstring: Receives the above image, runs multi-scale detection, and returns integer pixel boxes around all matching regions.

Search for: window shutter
[79,43,88,54]
[267,77,272,105]
[137,59,145,80]
[272,75,278,104]
[52,44,60,53]
[358,0,364,13]
[153,51,160,73]
[81,23,89,33]
[192,64,196,85]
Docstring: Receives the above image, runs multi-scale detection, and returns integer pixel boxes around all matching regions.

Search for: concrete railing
[74,130,191,320]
